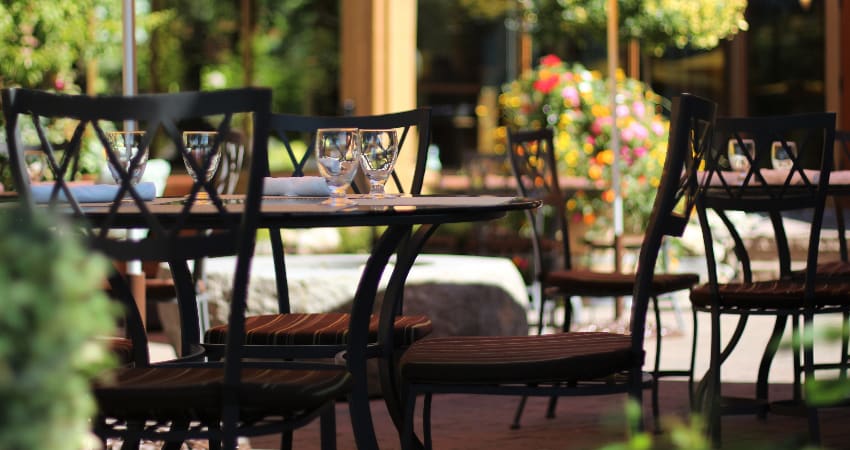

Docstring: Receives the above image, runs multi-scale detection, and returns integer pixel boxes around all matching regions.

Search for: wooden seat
[504,126,702,427]
[206,312,432,346]
[202,108,434,361]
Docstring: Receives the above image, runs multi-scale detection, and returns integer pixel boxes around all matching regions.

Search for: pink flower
[561,86,580,107]
[632,101,646,118]
[621,127,635,142]
[54,78,65,91]
[591,119,603,136]
[632,123,648,141]
[652,121,666,136]
[616,104,630,118]
[634,146,648,157]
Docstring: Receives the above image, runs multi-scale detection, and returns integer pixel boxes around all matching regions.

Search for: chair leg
[651,295,662,430]
[401,387,418,450]
[280,430,294,450]
[221,403,239,450]
[708,308,722,448]
[119,420,143,450]
[423,392,433,450]
[510,395,528,429]
[792,314,803,402]
[561,296,573,332]
[756,314,788,419]
[536,298,546,335]
[545,390,558,418]
[688,306,698,411]
[319,402,337,450]
[840,310,849,381]
[803,312,821,446]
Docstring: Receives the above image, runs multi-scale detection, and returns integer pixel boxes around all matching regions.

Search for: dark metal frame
[505,126,701,427]
[691,111,842,446]
[398,94,718,449]
[1,87,350,449]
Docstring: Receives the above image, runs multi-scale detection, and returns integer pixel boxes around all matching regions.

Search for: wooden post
[341,0,418,189]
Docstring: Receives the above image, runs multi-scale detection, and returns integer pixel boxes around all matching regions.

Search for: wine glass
[359,129,399,198]
[315,128,361,206]
[727,138,755,172]
[182,131,221,200]
[771,140,797,170]
[106,131,149,186]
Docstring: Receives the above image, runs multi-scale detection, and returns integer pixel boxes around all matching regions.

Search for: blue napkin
[32,182,157,203]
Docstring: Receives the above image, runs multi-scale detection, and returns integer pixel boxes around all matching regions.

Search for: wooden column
[341,0,418,189]
[728,33,748,117]
[840,0,850,129]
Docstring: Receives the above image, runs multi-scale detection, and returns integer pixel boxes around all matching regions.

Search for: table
[434,172,595,196]
[80,193,540,450]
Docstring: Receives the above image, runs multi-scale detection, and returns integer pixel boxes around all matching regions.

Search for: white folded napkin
[32,182,157,203]
[263,176,330,196]
[829,170,850,185]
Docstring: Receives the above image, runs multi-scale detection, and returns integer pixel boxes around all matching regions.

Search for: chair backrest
[506,128,572,280]
[832,130,850,262]
[630,93,717,347]
[2,87,272,373]
[268,107,432,195]
[265,108,432,314]
[697,112,835,289]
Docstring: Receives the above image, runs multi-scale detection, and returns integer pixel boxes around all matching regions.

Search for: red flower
[540,54,562,67]
[533,75,559,94]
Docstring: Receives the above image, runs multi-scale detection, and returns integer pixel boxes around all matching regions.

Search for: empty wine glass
[107,131,149,185]
[727,138,755,172]
[771,140,797,170]
[182,131,221,200]
[359,129,399,198]
[315,128,361,206]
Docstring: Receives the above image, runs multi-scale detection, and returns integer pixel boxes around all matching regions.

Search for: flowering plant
[500,54,670,237]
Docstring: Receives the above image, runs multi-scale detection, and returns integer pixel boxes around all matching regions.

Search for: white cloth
[32,182,156,203]
[263,176,330,196]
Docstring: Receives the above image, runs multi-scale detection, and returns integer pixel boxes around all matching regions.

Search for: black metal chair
[505,127,701,427]
[397,93,717,449]
[2,87,348,450]
[689,111,850,446]
[203,108,434,362]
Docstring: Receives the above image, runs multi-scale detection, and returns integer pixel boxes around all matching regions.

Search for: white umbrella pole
[607,0,622,241]
[122,0,144,326]
[607,0,625,318]
[122,0,137,98]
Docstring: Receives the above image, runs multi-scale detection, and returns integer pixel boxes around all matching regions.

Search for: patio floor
[148,302,850,449]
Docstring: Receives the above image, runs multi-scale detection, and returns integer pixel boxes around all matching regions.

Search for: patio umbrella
[121,0,144,314]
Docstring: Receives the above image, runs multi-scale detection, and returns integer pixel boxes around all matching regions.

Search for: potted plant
[0,206,116,449]
[500,54,670,241]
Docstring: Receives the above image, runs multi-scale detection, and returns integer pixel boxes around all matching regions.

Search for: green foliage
[0,207,116,449]
[0,1,93,89]
[523,0,748,56]
[337,227,375,254]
